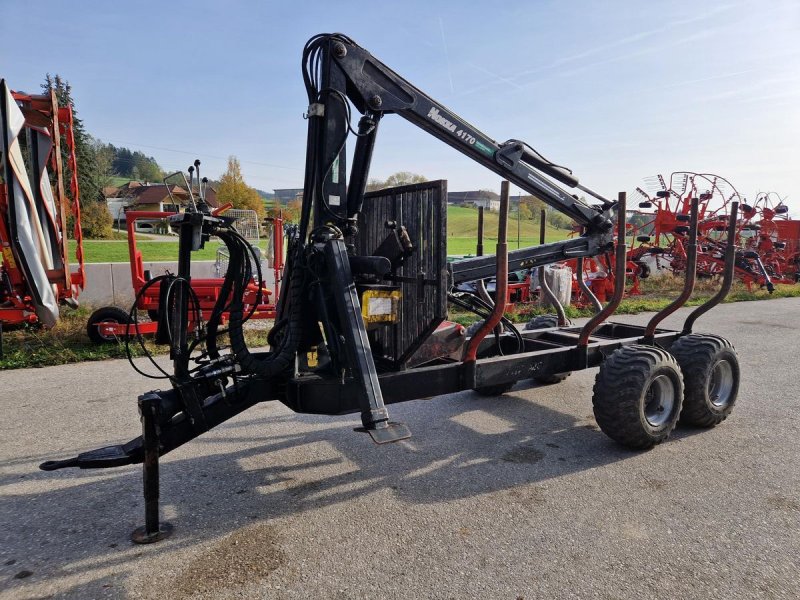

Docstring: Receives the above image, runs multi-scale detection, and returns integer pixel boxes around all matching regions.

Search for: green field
[67,206,572,263]
[69,239,219,262]
[107,176,135,187]
[446,206,571,255]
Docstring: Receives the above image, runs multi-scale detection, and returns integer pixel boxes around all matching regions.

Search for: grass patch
[3,282,798,370]
[0,305,271,370]
[447,206,570,255]
[66,205,568,263]
[108,176,135,187]
[451,276,800,326]
[68,239,268,263]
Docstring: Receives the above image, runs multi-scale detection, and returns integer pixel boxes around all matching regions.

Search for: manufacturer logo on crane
[427,107,457,133]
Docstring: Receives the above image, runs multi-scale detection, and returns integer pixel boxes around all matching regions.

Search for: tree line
[43,74,269,237]
[93,143,162,182]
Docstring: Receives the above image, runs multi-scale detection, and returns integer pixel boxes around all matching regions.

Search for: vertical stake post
[476,206,484,257]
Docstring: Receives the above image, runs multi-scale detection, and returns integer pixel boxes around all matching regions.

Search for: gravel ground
[1,298,799,599]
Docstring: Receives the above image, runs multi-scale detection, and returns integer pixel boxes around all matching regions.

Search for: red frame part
[93,209,284,339]
[0,87,85,327]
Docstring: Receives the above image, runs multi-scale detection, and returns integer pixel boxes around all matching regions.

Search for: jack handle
[577,191,627,347]
[464,181,510,362]
[681,201,739,334]
[642,197,699,343]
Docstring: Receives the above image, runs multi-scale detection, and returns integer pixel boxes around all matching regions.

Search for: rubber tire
[592,345,684,449]
[147,309,160,322]
[87,306,132,345]
[669,334,739,427]
[523,314,572,330]
[465,320,485,337]
[525,314,573,384]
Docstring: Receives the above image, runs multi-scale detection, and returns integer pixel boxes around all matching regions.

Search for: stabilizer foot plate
[131,522,174,544]
[355,422,412,444]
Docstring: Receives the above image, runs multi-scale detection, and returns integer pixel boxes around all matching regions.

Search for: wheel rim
[709,360,735,408]
[644,374,676,427]
[96,319,120,341]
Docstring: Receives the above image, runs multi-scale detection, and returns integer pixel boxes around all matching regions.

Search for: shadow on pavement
[1,383,696,598]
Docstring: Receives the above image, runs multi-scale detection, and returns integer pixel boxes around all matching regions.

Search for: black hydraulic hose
[227,241,306,379]
[198,228,264,357]
[204,230,244,359]
[448,293,523,354]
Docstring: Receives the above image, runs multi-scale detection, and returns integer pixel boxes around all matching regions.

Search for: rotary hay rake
[629,173,798,293]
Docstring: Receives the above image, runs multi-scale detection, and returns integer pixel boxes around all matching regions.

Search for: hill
[446,205,571,255]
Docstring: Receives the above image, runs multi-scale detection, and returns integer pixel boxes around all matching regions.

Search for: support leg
[131,394,173,544]
[323,238,410,444]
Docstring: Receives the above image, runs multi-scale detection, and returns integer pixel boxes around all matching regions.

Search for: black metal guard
[642,197,699,343]
[682,201,739,334]
[537,209,568,326]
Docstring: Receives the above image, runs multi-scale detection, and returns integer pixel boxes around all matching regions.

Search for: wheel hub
[644,374,675,428]
[709,359,734,408]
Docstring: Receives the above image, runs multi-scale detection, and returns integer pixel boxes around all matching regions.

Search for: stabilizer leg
[131,393,173,544]
[323,238,410,444]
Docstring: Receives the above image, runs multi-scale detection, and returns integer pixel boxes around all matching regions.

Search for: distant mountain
[255,188,276,200]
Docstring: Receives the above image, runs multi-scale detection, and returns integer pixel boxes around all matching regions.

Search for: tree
[80,199,114,239]
[519,195,545,218]
[42,75,113,238]
[284,199,303,223]
[42,74,103,205]
[366,171,428,191]
[92,138,115,188]
[217,156,265,219]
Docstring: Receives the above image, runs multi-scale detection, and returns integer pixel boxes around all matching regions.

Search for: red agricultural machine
[85,169,285,344]
[0,80,85,352]
[629,173,798,293]
[470,172,797,313]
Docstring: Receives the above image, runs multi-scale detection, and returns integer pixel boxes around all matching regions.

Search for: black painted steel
[358,181,448,367]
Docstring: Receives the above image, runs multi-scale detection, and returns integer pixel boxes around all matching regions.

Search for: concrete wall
[78,261,276,307]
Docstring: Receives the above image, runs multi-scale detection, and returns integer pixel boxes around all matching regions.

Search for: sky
[2,0,798,212]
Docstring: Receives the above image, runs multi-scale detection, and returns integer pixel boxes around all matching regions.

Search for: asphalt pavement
[1,298,799,599]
